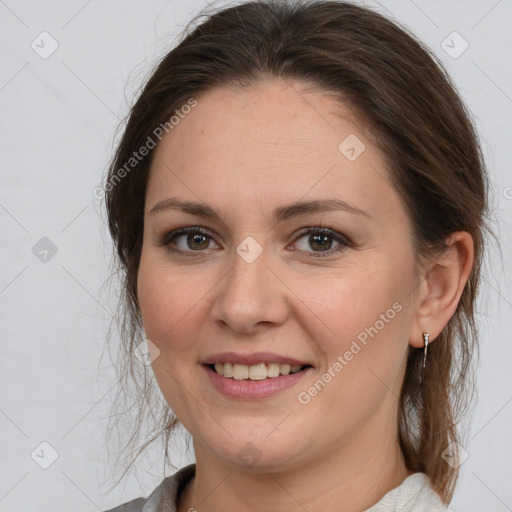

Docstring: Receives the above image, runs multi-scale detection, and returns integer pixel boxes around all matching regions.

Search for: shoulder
[365,473,450,512]
[103,464,196,512]
[103,497,148,512]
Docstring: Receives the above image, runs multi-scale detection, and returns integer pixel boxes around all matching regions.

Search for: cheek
[306,261,407,336]
[137,251,215,356]
[304,257,414,383]
[137,254,186,346]
[136,253,206,413]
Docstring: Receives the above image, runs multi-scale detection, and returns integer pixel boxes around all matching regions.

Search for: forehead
[153,79,370,164]
[146,79,399,225]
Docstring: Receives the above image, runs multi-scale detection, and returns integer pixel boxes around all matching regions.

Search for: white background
[1,1,511,510]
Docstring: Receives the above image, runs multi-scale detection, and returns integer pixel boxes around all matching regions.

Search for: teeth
[211,362,305,380]
[248,363,267,381]
[233,364,249,380]
[280,363,291,375]
[267,363,280,378]
[223,362,233,377]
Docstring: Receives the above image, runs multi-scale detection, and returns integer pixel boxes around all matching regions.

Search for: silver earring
[422,332,430,369]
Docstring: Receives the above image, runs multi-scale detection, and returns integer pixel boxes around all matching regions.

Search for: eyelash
[157,225,352,259]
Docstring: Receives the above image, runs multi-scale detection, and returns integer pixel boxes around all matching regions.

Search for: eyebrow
[149,196,371,223]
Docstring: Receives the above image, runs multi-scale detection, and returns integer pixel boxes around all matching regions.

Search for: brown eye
[181,232,210,250]
[158,227,220,255]
[292,227,351,258]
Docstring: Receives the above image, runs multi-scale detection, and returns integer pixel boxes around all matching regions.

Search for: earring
[422,332,430,369]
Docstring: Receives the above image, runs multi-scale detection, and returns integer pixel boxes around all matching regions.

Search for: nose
[210,245,289,335]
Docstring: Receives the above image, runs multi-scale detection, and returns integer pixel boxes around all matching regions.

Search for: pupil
[189,233,208,250]
[310,234,331,251]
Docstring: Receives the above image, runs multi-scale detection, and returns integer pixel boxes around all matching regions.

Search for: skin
[136,79,474,512]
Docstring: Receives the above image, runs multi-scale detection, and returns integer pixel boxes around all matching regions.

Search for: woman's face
[137,80,422,471]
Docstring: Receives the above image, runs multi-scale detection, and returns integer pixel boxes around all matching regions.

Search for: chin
[196,426,309,472]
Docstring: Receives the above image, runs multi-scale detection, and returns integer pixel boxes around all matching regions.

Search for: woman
[102,1,489,510]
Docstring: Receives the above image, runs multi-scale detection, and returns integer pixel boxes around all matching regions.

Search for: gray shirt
[103,464,449,511]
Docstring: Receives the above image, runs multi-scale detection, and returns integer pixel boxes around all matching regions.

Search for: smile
[203,363,313,399]
[209,362,308,380]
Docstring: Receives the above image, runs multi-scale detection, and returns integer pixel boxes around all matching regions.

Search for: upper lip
[201,352,312,367]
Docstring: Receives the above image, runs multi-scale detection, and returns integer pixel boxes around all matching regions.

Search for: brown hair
[102,0,490,502]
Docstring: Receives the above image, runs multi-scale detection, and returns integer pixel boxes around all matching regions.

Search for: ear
[409,231,474,348]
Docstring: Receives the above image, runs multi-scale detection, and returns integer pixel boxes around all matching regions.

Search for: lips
[200,351,314,398]
[203,363,312,399]
[201,351,312,367]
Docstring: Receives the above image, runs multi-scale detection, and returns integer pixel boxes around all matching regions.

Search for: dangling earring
[422,332,430,369]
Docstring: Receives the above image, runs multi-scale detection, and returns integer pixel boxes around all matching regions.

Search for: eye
[157,227,220,256]
[157,225,352,259]
[291,226,351,258]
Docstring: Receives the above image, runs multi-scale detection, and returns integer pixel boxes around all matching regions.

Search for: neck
[177,408,413,512]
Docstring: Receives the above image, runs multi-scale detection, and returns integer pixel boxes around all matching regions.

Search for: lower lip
[203,364,312,399]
